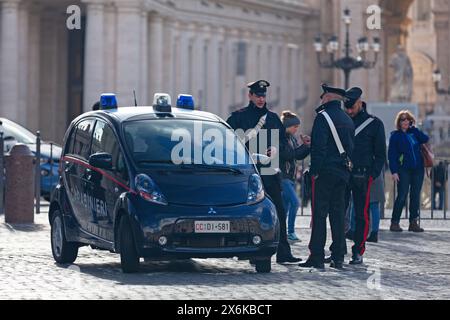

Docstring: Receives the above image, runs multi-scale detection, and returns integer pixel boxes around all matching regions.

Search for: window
[236,42,247,76]
[91,120,128,182]
[65,127,77,155]
[73,119,95,159]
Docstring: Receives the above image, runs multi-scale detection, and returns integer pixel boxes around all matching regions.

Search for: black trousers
[308,174,347,263]
[345,174,373,256]
[262,175,292,259]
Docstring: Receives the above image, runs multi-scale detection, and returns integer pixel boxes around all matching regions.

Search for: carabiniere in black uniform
[343,87,386,265]
[227,80,301,264]
[300,84,354,270]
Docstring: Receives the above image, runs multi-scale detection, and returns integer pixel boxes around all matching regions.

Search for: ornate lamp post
[433,69,450,95]
[314,8,381,89]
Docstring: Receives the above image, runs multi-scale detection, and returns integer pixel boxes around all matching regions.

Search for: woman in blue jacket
[388,110,429,232]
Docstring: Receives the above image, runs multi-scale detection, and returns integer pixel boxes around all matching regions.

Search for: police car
[50,93,279,273]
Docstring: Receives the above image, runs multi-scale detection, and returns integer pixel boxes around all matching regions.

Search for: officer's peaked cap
[320,83,346,99]
[344,87,363,109]
[248,80,270,96]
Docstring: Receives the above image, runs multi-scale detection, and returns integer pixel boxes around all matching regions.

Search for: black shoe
[346,231,354,241]
[324,256,332,264]
[349,254,363,265]
[330,260,344,270]
[367,232,378,243]
[277,255,302,264]
[299,259,325,269]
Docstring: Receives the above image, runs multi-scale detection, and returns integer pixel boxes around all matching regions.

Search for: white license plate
[194,221,230,233]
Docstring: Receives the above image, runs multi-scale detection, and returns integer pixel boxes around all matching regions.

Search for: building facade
[1,0,450,145]
[0,0,320,143]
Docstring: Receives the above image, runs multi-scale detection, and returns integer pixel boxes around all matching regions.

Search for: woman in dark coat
[388,110,429,232]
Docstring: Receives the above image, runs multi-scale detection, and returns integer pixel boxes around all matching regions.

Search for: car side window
[72,119,95,160]
[91,120,129,183]
[65,127,77,155]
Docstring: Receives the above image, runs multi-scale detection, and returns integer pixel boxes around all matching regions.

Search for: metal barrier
[0,124,4,215]
[35,131,41,214]
[296,159,450,220]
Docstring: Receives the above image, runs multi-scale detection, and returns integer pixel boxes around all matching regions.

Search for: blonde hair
[395,110,416,130]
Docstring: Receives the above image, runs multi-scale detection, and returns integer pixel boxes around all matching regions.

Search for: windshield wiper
[137,160,174,165]
[179,164,243,175]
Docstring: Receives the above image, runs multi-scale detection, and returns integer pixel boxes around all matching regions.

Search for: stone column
[149,13,164,93]
[0,0,21,121]
[140,10,148,104]
[115,0,143,106]
[104,3,117,93]
[83,0,105,112]
[27,3,41,132]
[207,26,220,115]
[17,2,29,124]
[434,1,450,109]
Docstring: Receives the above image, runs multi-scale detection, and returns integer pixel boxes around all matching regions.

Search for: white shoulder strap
[320,111,345,155]
[245,114,267,143]
[355,118,375,137]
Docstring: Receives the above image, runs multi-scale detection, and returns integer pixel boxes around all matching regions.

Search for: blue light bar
[100,93,118,110]
[176,94,195,110]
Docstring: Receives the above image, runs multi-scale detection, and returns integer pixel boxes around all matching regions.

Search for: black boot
[299,258,325,269]
[277,255,302,264]
[367,232,378,243]
[324,256,332,264]
[349,254,363,265]
[330,260,344,270]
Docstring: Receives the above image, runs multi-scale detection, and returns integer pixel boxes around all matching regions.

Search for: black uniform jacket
[310,100,355,182]
[351,109,386,179]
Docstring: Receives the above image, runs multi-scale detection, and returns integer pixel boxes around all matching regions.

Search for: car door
[63,119,95,232]
[89,120,129,242]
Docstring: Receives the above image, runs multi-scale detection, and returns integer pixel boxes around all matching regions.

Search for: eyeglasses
[400,117,410,122]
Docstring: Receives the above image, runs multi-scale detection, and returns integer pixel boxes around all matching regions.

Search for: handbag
[421,143,434,168]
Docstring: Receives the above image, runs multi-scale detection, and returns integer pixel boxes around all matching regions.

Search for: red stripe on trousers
[308,176,316,254]
[360,176,373,256]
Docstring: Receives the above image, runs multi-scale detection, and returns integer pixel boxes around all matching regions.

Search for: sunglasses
[400,117,410,122]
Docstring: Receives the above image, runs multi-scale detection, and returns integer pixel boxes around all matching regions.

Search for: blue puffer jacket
[388,127,429,174]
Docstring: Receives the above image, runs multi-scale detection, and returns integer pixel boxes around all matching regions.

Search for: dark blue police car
[50,93,279,273]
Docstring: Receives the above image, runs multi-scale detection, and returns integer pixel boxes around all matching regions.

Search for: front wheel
[119,216,140,273]
[51,210,79,264]
[255,259,272,273]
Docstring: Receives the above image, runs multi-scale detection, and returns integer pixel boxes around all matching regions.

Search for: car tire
[51,210,79,264]
[119,216,140,273]
[255,259,271,273]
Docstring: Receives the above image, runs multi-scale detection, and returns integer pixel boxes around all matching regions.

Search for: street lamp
[433,69,450,95]
[314,8,380,89]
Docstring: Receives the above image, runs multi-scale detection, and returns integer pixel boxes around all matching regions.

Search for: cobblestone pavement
[1,204,450,300]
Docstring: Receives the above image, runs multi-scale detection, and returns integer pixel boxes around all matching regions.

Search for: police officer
[227,80,302,264]
[299,84,354,270]
[341,87,386,265]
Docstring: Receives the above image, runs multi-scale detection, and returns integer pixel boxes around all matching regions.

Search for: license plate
[194,221,230,233]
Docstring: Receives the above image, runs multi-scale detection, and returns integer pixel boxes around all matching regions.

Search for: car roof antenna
[133,90,138,107]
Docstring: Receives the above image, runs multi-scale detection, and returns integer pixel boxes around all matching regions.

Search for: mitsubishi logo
[208,207,217,215]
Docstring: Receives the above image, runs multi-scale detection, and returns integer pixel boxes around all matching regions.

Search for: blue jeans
[282,179,300,234]
[349,202,380,234]
[392,167,425,224]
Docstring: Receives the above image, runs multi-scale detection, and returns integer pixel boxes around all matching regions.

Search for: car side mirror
[251,153,271,166]
[89,152,113,170]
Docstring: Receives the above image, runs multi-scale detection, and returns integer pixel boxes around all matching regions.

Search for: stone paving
[1,203,450,300]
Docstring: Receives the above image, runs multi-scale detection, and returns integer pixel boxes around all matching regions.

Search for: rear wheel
[51,210,79,264]
[255,259,271,273]
[119,216,140,273]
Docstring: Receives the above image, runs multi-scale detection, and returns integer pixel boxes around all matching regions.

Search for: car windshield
[123,119,252,168]
[0,118,36,144]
